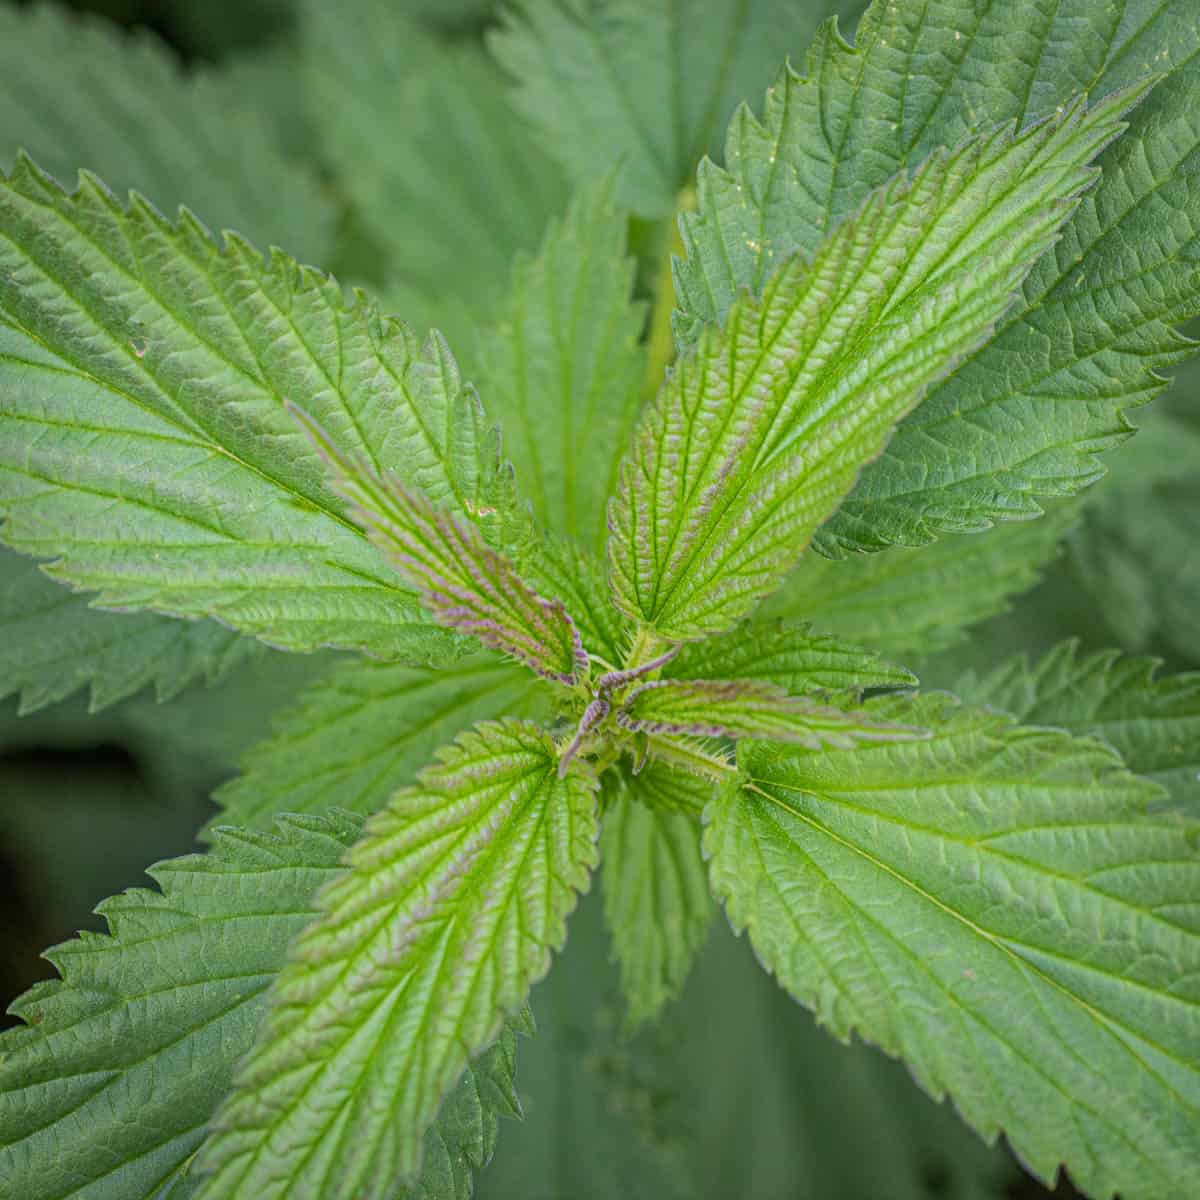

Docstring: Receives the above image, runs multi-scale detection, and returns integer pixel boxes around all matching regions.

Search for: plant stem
[640,185,696,406]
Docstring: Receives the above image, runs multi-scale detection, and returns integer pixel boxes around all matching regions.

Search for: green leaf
[955,641,1200,813]
[300,0,567,348]
[0,157,506,657]
[668,619,915,694]
[477,181,645,554]
[600,764,715,1030]
[707,693,1200,1199]
[490,0,854,217]
[0,3,334,264]
[616,679,924,748]
[0,545,259,714]
[293,405,587,685]
[608,91,1136,641]
[676,1,1200,553]
[213,652,548,832]
[198,721,600,1197]
[760,504,1077,658]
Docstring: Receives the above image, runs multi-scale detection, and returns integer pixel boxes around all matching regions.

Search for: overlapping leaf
[707,694,1200,1199]
[294,407,586,685]
[0,155,515,657]
[600,764,715,1030]
[955,642,1200,812]
[676,0,1200,552]
[198,721,600,1197]
[609,90,1136,640]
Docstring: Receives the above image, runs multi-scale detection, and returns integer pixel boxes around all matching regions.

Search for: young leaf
[676,2,1200,552]
[617,679,924,749]
[600,764,715,1030]
[478,181,646,554]
[293,406,587,686]
[759,502,1077,658]
[955,642,1200,813]
[608,90,1138,640]
[490,0,853,217]
[0,545,259,714]
[668,620,915,694]
[212,653,549,833]
[0,814,521,1200]
[198,721,600,1197]
[0,157,512,657]
[707,694,1200,1199]
[0,3,334,264]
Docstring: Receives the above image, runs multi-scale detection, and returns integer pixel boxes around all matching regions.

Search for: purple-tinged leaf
[291,402,587,686]
[617,679,926,750]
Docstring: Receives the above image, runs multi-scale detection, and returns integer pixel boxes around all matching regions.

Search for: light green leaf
[300,0,567,348]
[212,652,548,832]
[609,91,1136,640]
[617,679,923,749]
[760,503,1077,658]
[707,693,1200,1199]
[0,157,507,657]
[600,764,715,1029]
[668,620,915,694]
[478,181,645,554]
[490,0,854,217]
[198,721,600,1197]
[0,545,259,714]
[955,641,1200,813]
[0,3,334,264]
[676,1,1200,553]
[293,405,587,685]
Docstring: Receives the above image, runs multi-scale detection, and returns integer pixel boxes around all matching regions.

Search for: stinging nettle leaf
[608,87,1143,641]
[197,720,600,1198]
[706,693,1200,1200]
[616,678,925,749]
[292,403,588,686]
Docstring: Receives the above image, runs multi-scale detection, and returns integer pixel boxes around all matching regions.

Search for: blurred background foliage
[0,1,1195,1197]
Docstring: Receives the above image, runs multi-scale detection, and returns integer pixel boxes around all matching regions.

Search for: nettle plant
[1,1,1199,1198]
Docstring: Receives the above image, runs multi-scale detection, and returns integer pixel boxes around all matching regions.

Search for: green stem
[645,734,737,785]
[640,185,696,405]
[626,625,667,671]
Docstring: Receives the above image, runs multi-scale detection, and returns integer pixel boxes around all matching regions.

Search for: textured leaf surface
[617,679,922,749]
[707,694,1200,1199]
[609,93,1134,640]
[600,764,715,1029]
[0,156,506,656]
[301,0,567,347]
[491,0,854,217]
[478,182,645,553]
[676,1,1200,552]
[213,653,548,832]
[668,620,914,694]
[956,642,1200,813]
[295,407,586,685]
[199,721,600,1197]
[0,546,258,714]
[0,3,333,264]
[761,504,1076,658]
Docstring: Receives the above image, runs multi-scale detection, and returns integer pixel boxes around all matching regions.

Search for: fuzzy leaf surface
[676,1,1200,552]
[0,3,333,264]
[761,504,1076,658]
[0,156,513,656]
[0,545,258,714]
[707,694,1200,1199]
[491,0,854,217]
[956,642,1200,812]
[213,653,548,832]
[0,814,525,1200]
[478,181,645,553]
[198,721,599,1197]
[609,92,1135,640]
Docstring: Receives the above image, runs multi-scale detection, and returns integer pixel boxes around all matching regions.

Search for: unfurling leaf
[608,86,1146,641]
[292,403,588,686]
